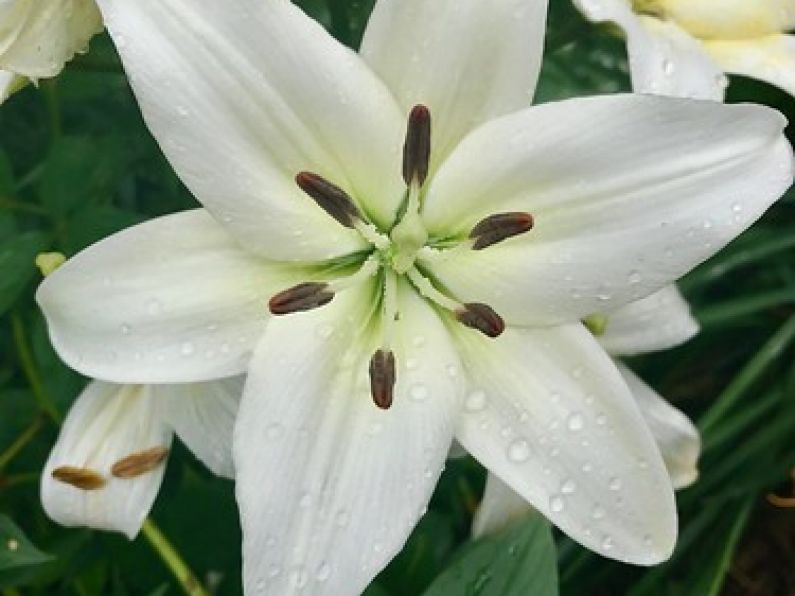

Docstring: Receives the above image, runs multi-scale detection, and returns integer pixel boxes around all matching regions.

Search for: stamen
[327,254,381,292]
[369,349,396,409]
[52,466,106,490]
[406,267,461,312]
[296,171,362,228]
[402,105,431,186]
[583,313,608,336]
[470,212,534,250]
[455,303,506,338]
[111,446,170,479]
[269,282,335,315]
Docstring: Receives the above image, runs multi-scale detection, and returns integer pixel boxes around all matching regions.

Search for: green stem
[0,472,40,489]
[141,519,208,596]
[42,80,62,141]
[696,288,795,327]
[11,312,61,423]
[0,196,49,216]
[0,416,44,471]
[699,314,795,434]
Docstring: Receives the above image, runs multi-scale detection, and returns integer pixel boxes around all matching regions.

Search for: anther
[52,466,106,490]
[111,446,170,479]
[470,212,534,250]
[369,349,396,409]
[456,303,505,338]
[269,282,335,315]
[403,105,431,186]
[296,171,362,228]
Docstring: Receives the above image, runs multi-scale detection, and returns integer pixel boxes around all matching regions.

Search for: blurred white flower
[575,0,795,100]
[41,378,241,539]
[0,0,102,103]
[35,0,793,593]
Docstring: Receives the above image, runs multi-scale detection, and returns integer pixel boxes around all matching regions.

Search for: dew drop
[549,495,565,513]
[412,335,427,347]
[570,366,584,379]
[601,535,614,550]
[146,298,163,315]
[315,562,332,583]
[120,323,131,335]
[595,413,607,426]
[507,439,531,463]
[592,504,606,520]
[628,270,642,284]
[567,413,585,432]
[410,383,429,401]
[561,478,577,494]
[180,342,195,356]
[299,493,312,509]
[608,476,622,491]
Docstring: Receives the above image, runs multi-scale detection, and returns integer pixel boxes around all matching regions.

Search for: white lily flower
[574,0,795,100]
[35,0,793,593]
[42,377,240,539]
[0,0,103,103]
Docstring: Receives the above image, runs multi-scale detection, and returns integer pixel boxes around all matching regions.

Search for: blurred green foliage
[1,0,794,594]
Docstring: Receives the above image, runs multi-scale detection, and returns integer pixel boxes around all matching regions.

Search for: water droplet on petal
[507,439,531,463]
[561,478,577,494]
[567,413,585,432]
[608,477,622,491]
[465,390,487,412]
[550,495,565,513]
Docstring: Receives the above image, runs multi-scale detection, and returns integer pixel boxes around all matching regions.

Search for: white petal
[453,322,677,564]
[573,0,725,99]
[655,0,795,40]
[0,69,26,103]
[156,377,243,479]
[41,382,171,539]
[618,364,700,490]
[95,0,406,257]
[421,95,794,326]
[472,473,534,539]
[597,285,699,356]
[704,34,795,98]
[0,0,102,78]
[234,281,461,595]
[36,210,299,384]
[360,0,548,174]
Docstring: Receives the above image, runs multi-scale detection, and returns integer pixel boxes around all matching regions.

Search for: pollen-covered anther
[52,466,106,490]
[296,171,362,228]
[469,212,534,250]
[269,282,335,315]
[456,303,506,338]
[403,105,431,186]
[111,446,170,479]
[369,349,396,410]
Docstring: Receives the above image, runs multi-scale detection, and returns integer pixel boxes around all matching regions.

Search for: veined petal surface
[95,0,406,255]
[619,364,700,490]
[37,210,299,384]
[0,0,102,78]
[41,382,171,539]
[704,35,795,98]
[654,0,795,40]
[234,282,461,595]
[598,285,699,356]
[422,95,793,326]
[453,322,677,565]
[157,377,243,479]
[360,0,548,175]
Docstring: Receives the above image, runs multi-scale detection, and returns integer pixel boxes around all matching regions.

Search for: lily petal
[653,0,795,40]
[234,282,460,595]
[0,69,26,103]
[41,382,171,539]
[95,0,405,254]
[422,95,793,326]
[472,473,534,539]
[37,210,299,384]
[157,377,243,479]
[618,364,700,490]
[0,0,102,78]
[573,0,725,100]
[453,322,677,564]
[597,285,699,356]
[704,34,795,98]
[360,0,548,174]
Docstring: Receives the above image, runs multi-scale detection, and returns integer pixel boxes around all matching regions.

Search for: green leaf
[422,511,558,596]
[0,515,53,571]
[0,231,48,316]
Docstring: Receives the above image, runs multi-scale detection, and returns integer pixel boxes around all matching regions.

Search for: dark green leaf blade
[0,515,54,571]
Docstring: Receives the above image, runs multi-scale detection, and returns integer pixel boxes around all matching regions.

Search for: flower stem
[0,416,44,471]
[11,312,61,424]
[141,519,208,596]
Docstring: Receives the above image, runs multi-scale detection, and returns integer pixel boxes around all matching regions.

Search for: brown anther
[456,303,505,338]
[296,171,362,228]
[111,446,170,479]
[470,212,534,250]
[369,349,396,409]
[269,282,335,315]
[52,466,106,490]
[402,105,431,186]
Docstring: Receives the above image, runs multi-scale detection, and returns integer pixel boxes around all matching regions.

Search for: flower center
[268,105,534,409]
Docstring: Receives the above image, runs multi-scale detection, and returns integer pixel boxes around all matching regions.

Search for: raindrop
[601,535,614,550]
[570,366,584,379]
[299,493,312,509]
[120,323,131,335]
[410,383,429,401]
[595,413,607,426]
[315,562,332,583]
[608,476,622,491]
[405,358,419,371]
[561,478,577,494]
[146,298,163,315]
[412,335,427,347]
[507,439,531,463]
[446,364,459,378]
[592,504,606,519]
[268,565,281,578]
[180,342,195,356]
[549,496,565,513]
[628,270,642,285]
[567,413,585,432]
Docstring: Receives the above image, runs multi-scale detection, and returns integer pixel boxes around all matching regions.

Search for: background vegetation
[1,1,794,594]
